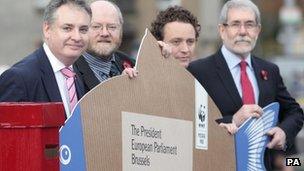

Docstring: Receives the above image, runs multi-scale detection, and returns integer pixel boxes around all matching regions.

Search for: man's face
[43,4,90,66]
[87,3,122,58]
[163,21,196,68]
[219,8,261,57]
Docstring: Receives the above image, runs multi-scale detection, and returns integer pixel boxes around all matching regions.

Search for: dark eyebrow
[245,21,256,24]
[230,20,255,23]
[80,25,89,28]
[63,23,74,27]
[170,38,183,41]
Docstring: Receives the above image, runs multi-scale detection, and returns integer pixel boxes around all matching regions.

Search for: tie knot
[61,67,76,78]
[240,60,247,71]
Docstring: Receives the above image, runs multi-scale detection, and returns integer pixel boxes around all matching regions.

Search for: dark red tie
[240,60,255,104]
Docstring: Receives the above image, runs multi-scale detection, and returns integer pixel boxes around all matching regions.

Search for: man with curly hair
[150,6,200,68]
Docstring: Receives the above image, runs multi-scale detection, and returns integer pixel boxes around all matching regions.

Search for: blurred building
[0,0,220,67]
[0,0,44,67]
[132,0,221,58]
[0,0,303,157]
[2,0,304,64]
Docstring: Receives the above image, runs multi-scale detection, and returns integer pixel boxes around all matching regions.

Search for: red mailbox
[0,102,65,171]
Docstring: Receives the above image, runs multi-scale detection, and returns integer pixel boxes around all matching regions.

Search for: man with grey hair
[74,0,136,93]
[0,0,91,117]
[188,0,303,170]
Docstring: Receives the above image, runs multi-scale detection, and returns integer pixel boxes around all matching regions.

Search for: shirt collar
[221,45,253,70]
[43,43,72,72]
[83,51,115,75]
[84,51,115,63]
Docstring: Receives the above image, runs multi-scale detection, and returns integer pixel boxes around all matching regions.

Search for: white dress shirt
[43,43,73,117]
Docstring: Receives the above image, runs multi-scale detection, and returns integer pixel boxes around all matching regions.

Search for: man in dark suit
[73,0,136,93]
[187,0,303,170]
[0,0,91,118]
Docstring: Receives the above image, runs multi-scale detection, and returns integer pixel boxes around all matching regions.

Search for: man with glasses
[187,0,303,170]
[74,0,136,93]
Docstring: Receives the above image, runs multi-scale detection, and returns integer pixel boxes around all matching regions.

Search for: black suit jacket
[73,51,135,93]
[187,50,303,169]
[0,46,85,104]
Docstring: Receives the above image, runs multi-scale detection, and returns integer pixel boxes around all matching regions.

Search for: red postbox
[0,102,65,171]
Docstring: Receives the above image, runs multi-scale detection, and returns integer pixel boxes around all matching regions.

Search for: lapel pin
[260,70,268,80]
[123,60,132,69]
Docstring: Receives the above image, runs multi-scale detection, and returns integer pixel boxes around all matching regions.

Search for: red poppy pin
[123,60,132,69]
[260,70,268,80]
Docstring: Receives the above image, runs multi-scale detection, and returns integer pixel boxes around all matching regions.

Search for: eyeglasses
[90,23,121,32]
[223,22,259,31]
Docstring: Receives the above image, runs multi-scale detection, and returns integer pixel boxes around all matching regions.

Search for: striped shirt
[83,52,121,82]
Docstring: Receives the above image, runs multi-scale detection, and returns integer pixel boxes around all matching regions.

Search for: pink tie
[61,67,78,111]
[240,60,255,104]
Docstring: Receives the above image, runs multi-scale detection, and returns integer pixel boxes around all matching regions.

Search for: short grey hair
[43,0,92,25]
[219,0,261,25]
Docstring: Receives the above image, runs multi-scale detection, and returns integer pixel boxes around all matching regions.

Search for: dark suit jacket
[73,51,135,93]
[0,46,85,104]
[187,50,304,169]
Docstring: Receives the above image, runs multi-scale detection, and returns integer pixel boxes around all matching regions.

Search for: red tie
[240,60,255,104]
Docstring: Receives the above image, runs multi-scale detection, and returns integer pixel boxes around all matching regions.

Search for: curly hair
[150,6,201,41]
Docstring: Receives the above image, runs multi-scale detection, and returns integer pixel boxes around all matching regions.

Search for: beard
[87,39,121,59]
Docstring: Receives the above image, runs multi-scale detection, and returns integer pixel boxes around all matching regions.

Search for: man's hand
[219,122,238,135]
[157,41,172,58]
[233,104,263,127]
[266,127,286,150]
[122,68,138,78]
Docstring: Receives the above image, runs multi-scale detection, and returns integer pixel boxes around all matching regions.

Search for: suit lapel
[251,57,267,107]
[74,56,100,91]
[113,53,124,73]
[214,51,243,108]
[37,47,62,102]
[114,51,136,71]
[75,73,85,99]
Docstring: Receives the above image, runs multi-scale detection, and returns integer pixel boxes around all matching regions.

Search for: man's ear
[218,24,225,40]
[43,22,51,40]
[256,24,261,35]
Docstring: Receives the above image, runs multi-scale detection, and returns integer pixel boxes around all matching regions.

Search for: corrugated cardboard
[79,30,235,170]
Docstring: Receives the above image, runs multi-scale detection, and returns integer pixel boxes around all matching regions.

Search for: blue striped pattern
[83,52,115,82]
